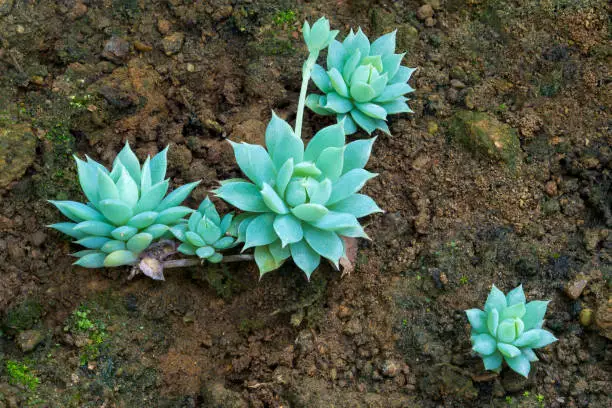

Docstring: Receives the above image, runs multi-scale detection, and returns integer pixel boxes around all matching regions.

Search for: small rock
[337,305,352,320]
[564,279,587,300]
[424,17,436,27]
[15,25,24,34]
[579,308,593,326]
[162,32,184,56]
[212,5,233,22]
[416,4,434,20]
[545,180,558,197]
[17,330,45,352]
[30,231,46,247]
[102,36,130,64]
[594,297,612,340]
[380,360,401,377]
[583,228,603,252]
[200,382,247,408]
[157,19,172,35]
[450,79,466,89]
[0,123,37,188]
[428,0,442,10]
[69,1,87,19]
[133,40,153,52]
[343,318,363,335]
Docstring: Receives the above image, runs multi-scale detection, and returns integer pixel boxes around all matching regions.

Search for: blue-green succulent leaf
[328,169,377,205]
[269,240,290,263]
[487,308,499,337]
[244,213,277,250]
[312,212,361,232]
[309,179,332,205]
[215,181,269,213]
[74,252,106,268]
[49,201,105,222]
[328,67,349,97]
[156,207,193,225]
[135,180,170,213]
[350,109,381,134]
[335,225,369,239]
[292,162,322,178]
[316,147,345,182]
[465,309,487,334]
[342,137,376,174]
[178,242,196,256]
[290,240,320,279]
[169,224,188,242]
[303,225,343,267]
[155,180,200,212]
[265,113,303,169]
[219,213,234,235]
[361,55,384,73]
[208,252,223,263]
[75,157,99,205]
[198,197,221,225]
[484,285,507,314]
[98,199,133,225]
[345,28,370,60]
[501,302,526,320]
[350,82,376,103]
[213,236,235,250]
[140,157,152,194]
[506,353,531,378]
[96,169,119,202]
[390,66,417,84]
[126,233,153,253]
[355,102,387,120]
[197,218,222,244]
[275,158,294,198]
[327,40,346,71]
[306,94,334,115]
[325,92,353,114]
[100,240,126,253]
[186,231,206,247]
[291,203,329,222]
[126,211,158,229]
[337,114,357,134]
[115,167,139,208]
[261,183,289,214]
[471,333,496,355]
[48,222,88,239]
[523,301,549,330]
[75,236,111,249]
[497,343,521,358]
[497,320,518,343]
[379,98,412,114]
[229,141,276,188]
[74,220,115,236]
[506,285,526,306]
[528,330,557,348]
[513,329,542,348]
[373,83,414,103]
[381,53,405,79]
[236,215,256,243]
[522,348,539,362]
[103,250,138,267]
[311,64,332,93]
[255,245,282,276]
[273,214,303,247]
[111,226,138,241]
[370,30,396,57]
[304,123,346,162]
[195,246,215,259]
[115,142,141,185]
[342,49,361,83]
[482,351,503,371]
[143,224,170,239]
[149,146,168,185]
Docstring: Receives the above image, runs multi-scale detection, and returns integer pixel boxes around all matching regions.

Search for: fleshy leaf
[487,308,499,337]
[244,213,277,250]
[100,240,126,253]
[269,240,290,263]
[304,123,346,162]
[196,246,215,259]
[49,201,106,222]
[381,52,405,80]
[482,351,503,371]
[292,203,329,222]
[275,158,294,198]
[103,250,138,267]
[215,181,269,212]
[127,211,158,229]
[273,214,303,247]
[328,194,382,218]
[528,330,557,349]
[75,236,111,249]
[198,197,221,225]
[342,137,376,174]
[48,222,87,239]
[290,240,320,279]
[309,179,332,205]
[96,169,119,201]
[229,141,276,187]
[261,183,289,214]
[155,181,200,212]
[355,102,387,120]
[197,218,222,244]
[312,212,361,231]
[327,40,346,71]
[497,343,521,358]
[325,92,353,114]
[143,224,169,239]
[213,236,235,249]
[98,199,133,225]
[111,226,138,241]
[471,333,497,355]
[373,83,414,103]
[506,285,526,306]
[523,301,549,330]
[311,64,332,93]
[149,146,168,184]
[126,233,153,254]
[327,169,377,205]
[316,146,345,182]
[505,353,531,378]
[75,157,99,205]
[178,243,196,256]
[265,112,303,169]
[255,245,282,276]
[484,285,507,314]
[465,309,487,333]
[328,67,349,97]
[134,180,169,213]
[74,252,106,268]
[370,30,397,57]
[186,231,206,247]
[74,220,115,236]
[501,302,526,320]
[497,320,517,343]
[156,207,193,225]
[303,224,343,267]
[115,142,141,185]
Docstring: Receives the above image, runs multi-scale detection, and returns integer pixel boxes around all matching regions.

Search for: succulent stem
[295,52,319,139]
[162,254,254,269]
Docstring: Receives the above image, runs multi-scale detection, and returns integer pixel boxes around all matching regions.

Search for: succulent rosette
[214,113,382,278]
[306,28,416,135]
[466,285,557,377]
[49,143,199,268]
[169,197,236,263]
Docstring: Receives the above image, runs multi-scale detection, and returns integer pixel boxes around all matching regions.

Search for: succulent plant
[305,28,416,135]
[169,197,236,263]
[214,113,382,278]
[49,143,200,268]
[466,285,557,378]
[302,17,339,54]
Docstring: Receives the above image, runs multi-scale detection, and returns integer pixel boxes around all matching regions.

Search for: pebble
[337,305,352,319]
[381,360,401,377]
[417,4,434,20]
[30,231,46,247]
[17,329,44,352]
[450,79,466,89]
[545,180,558,196]
[428,0,442,10]
[133,40,153,52]
[162,32,185,56]
[343,318,363,335]
[579,308,593,326]
[425,17,436,27]
[102,36,130,64]
[69,1,88,19]
[565,279,587,300]
[157,19,171,35]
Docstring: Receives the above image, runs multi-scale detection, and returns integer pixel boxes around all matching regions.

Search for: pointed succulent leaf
[104,250,138,267]
[208,252,223,263]
[312,212,361,231]
[126,233,153,253]
[327,40,346,71]
[325,92,353,114]
[254,245,282,276]
[316,146,345,182]
[273,214,303,247]
[115,142,141,185]
[390,66,416,84]
[187,212,202,234]
[528,330,557,349]
[513,329,542,348]
[185,231,206,247]
[111,226,138,241]
[328,194,382,219]
[169,224,188,242]
[269,240,290,263]
[381,53,405,79]
[350,109,381,134]
[198,197,221,225]
[497,320,518,343]
[309,179,332,205]
[134,180,169,213]
[219,213,234,235]
[337,114,357,134]
[306,94,334,115]
[229,141,276,187]
[370,30,396,56]
[143,224,170,239]
[292,203,329,222]
[342,49,362,83]
[482,351,503,371]
[72,250,101,258]
[215,181,269,212]
[497,343,521,358]
[261,183,289,214]
[379,99,412,114]
[213,236,235,249]
[487,308,499,337]
[304,123,346,162]
[523,301,549,330]
[197,218,222,244]
[127,211,158,229]
[236,215,256,243]
[484,285,507,314]
[156,207,193,225]
[501,302,526,320]
[285,180,308,207]
[362,55,384,73]
[293,162,322,178]
[178,243,196,255]
[466,309,487,334]
[98,199,133,225]
[96,169,119,201]
[75,157,99,205]
[355,102,387,120]
[506,353,531,378]
[471,333,497,355]
[290,240,320,278]
[140,157,152,194]
[244,213,277,250]
[328,169,377,205]
[311,64,332,93]
[328,68,349,97]
[522,348,539,362]
[303,224,343,267]
[155,180,200,212]
[74,252,106,268]
[74,220,115,236]
[373,83,414,103]
[149,146,168,184]
[195,246,215,259]
[100,240,126,253]
[49,201,106,222]
[275,158,294,198]
[75,236,111,249]
[265,113,303,169]
[48,222,88,239]
[336,225,369,239]
[350,82,377,103]
[506,285,526,306]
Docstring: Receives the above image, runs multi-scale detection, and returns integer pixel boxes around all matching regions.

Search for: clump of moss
[65,307,107,366]
[6,360,40,391]
[3,300,43,332]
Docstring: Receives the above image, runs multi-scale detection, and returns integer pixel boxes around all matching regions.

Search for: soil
[0,0,610,407]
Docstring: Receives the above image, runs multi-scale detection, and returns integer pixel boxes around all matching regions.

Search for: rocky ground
[0,0,610,407]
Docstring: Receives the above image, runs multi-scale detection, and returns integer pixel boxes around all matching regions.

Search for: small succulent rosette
[302,16,339,54]
[466,285,557,378]
[49,143,199,268]
[215,113,382,278]
[169,197,236,263]
[306,28,416,135]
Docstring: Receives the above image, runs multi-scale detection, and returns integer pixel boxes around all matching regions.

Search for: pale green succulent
[169,197,236,263]
[214,113,382,278]
[306,28,416,135]
[49,143,200,268]
[302,16,339,54]
[466,285,557,378]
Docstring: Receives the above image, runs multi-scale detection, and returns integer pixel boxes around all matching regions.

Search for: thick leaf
[285,180,308,207]
[497,343,521,358]
[149,146,168,184]
[355,102,387,120]
[269,240,290,263]
[501,302,526,320]
[74,220,115,236]
[523,301,549,330]
[292,203,329,222]
[361,55,384,73]
[482,351,503,371]
[304,123,346,162]
[381,53,405,79]
[143,224,169,239]
[497,320,518,343]
[484,285,507,314]
[229,141,276,187]
[325,92,353,114]
[237,215,256,243]
[343,138,376,174]
[265,112,303,169]
[49,200,105,222]
[466,309,487,334]
[127,211,158,229]
[169,224,188,242]
[370,30,397,57]
[471,333,496,355]
[96,169,119,201]
[198,197,221,225]
[155,180,200,212]
[337,114,357,135]
[98,199,133,225]
[126,233,153,253]
[369,71,389,97]
[342,49,361,83]
[487,308,500,337]
[328,67,349,97]
[373,83,414,103]
[311,64,332,93]
[244,213,277,250]
[309,179,332,205]
[306,94,334,115]
[135,180,170,213]
[350,81,377,103]
[48,222,87,239]
[336,225,369,239]
[316,147,345,182]
[140,157,152,194]
[273,214,303,247]
[350,109,381,134]
[522,348,539,362]
[219,213,234,235]
[100,240,126,253]
[327,169,377,205]
[290,240,320,279]
[506,285,526,306]
[379,98,412,114]
[303,224,343,267]
[156,207,193,225]
[104,250,138,267]
[74,252,106,268]
[328,194,382,218]
[528,330,557,349]
[208,252,223,263]
[111,226,138,241]
[197,218,222,244]
[215,181,269,212]
[513,329,542,348]
[293,162,322,178]
[213,236,235,249]
[344,28,370,60]
[187,211,202,233]
[505,353,531,378]
[327,39,346,71]
[261,183,289,214]
[178,243,196,255]
[186,231,206,247]
[275,158,294,197]
[195,246,215,259]
[75,236,111,249]
[75,157,99,205]
[115,142,141,185]
[312,212,361,231]
[255,245,282,276]
[390,66,416,84]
